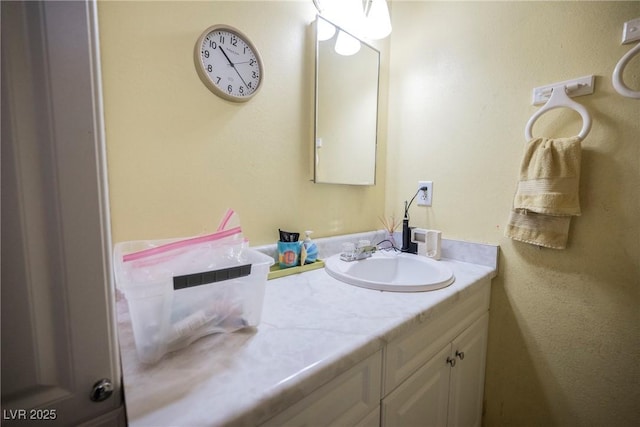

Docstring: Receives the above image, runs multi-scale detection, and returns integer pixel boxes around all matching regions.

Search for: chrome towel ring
[525,84,592,141]
[612,42,640,99]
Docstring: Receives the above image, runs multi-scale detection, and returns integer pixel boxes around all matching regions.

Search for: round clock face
[194,25,263,102]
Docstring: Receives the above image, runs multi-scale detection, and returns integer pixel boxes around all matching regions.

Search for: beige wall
[99,1,388,245]
[100,0,639,425]
[387,1,639,426]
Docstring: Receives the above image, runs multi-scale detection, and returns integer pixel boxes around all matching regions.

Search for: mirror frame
[313,15,380,186]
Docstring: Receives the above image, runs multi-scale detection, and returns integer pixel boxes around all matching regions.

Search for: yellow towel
[505,137,582,249]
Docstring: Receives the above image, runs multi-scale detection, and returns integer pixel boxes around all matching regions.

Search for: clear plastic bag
[121,208,245,268]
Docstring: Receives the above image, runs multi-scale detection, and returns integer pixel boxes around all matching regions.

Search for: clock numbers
[196,25,263,101]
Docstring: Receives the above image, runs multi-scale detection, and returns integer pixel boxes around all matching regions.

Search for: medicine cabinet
[313,15,380,186]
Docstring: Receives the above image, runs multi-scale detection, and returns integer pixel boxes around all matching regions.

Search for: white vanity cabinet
[382,282,490,427]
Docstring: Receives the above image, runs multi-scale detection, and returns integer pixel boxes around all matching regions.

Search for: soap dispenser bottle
[302,230,318,264]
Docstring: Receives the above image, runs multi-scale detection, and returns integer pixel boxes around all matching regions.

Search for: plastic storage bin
[114,238,273,364]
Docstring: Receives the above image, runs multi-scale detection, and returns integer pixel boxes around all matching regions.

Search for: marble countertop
[116,232,498,427]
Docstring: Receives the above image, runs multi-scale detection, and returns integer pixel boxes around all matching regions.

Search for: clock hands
[217,44,235,67]
[217,45,250,90]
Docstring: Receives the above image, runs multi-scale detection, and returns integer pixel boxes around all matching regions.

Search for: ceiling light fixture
[364,0,392,40]
[313,0,392,43]
[334,30,362,56]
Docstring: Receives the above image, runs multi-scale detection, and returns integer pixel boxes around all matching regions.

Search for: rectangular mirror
[314,15,380,186]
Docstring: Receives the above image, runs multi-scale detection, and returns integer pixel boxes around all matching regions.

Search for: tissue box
[114,240,273,364]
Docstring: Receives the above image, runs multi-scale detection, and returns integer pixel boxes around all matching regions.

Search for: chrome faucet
[340,244,377,262]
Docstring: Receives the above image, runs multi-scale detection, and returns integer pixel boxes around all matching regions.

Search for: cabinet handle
[455,350,465,360]
[446,356,456,367]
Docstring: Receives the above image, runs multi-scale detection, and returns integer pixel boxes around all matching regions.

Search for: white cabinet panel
[354,407,381,427]
[447,313,489,427]
[262,351,382,427]
[382,344,451,427]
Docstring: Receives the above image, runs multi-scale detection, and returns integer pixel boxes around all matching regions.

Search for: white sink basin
[324,251,455,292]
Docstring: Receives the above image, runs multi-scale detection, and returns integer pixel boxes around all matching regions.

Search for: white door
[1,1,123,425]
[381,344,452,427]
[447,313,489,427]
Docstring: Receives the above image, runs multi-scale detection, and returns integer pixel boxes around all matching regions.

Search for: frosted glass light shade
[317,18,336,41]
[334,30,361,56]
[365,0,392,40]
[320,0,366,39]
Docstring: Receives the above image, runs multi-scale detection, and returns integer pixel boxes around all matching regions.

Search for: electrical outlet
[417,181,433,206]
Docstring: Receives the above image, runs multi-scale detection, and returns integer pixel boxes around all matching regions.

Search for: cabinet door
[261,351,382,427]
[354,407,380,427]
[447,313,489,427]
[382,344,452,427]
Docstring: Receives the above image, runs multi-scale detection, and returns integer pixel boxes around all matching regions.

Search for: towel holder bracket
[612,17,640,99]
[621,17,640,44]
[532,75,595,105]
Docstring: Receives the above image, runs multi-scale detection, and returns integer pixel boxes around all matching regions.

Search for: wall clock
[194,24,264,102]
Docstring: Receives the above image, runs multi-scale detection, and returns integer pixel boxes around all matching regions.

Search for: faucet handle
[341,242,356,260]
[357,239,371,249]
